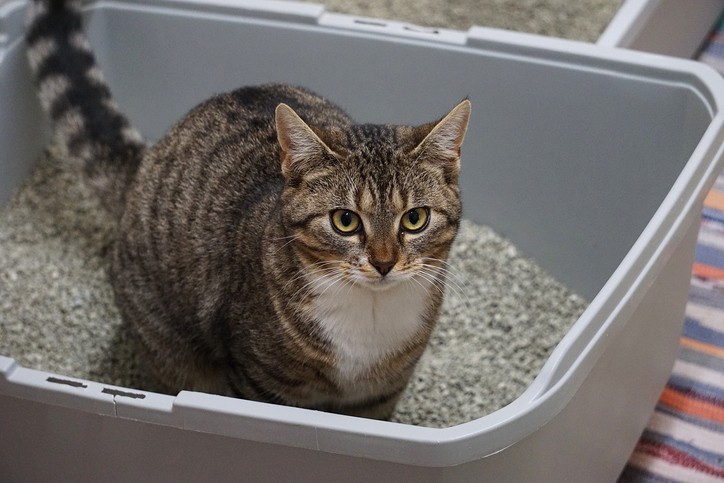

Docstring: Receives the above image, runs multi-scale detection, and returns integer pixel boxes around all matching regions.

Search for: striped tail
[25,0,145,217]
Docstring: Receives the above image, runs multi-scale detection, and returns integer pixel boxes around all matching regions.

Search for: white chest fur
[310,278,430,383]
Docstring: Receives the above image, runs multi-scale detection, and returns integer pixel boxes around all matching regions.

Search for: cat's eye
[330,209,362,235]
[400,207,430,233]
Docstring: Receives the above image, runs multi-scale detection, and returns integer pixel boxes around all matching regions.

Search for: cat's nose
[370,259,395,276]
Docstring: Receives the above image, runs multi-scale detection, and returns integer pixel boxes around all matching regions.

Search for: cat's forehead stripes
[351,174,408,236]
[357,184,375,212]
[340,126,416,208]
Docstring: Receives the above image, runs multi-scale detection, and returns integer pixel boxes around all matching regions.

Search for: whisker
[407,272,432,296]
[420,266,467,302]
[413,270,446,297]
[268,234,298,242]
[288,260,355,303]
[281,265,336,292]
[326,275,356,302]
[290,272,337,300]
[419,257,469,282]
[317,272,349,297]
[269,233,301,256]
[283,264,343,296]
[418,263,468,294]
[417,263,472,309]
[418,257,472,292]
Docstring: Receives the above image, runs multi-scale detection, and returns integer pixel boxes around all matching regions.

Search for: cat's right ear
[275,103,333,178]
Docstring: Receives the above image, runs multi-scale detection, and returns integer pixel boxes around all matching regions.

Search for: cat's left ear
[276,103,335,178]
[413,99,471,170]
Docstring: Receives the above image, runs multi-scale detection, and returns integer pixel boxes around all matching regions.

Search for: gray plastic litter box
[2,0,724,481]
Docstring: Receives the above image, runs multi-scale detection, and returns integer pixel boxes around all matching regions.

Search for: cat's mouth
[353,270,408,291]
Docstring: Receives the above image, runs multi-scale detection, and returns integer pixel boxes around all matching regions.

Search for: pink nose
[370,259,395,276]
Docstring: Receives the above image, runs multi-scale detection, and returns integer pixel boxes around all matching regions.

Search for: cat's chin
[355,273,408,292]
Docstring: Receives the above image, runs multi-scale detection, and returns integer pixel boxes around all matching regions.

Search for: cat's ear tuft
[414,99,471,161]
[275,103,332,177]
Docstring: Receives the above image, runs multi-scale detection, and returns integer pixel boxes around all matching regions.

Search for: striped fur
[26,0,145,217]
[26,0,471,418]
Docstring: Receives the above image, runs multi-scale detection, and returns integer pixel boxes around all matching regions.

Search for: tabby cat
[26,0,471,418]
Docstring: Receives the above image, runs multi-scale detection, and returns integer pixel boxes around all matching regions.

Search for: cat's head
[275,100,470,291]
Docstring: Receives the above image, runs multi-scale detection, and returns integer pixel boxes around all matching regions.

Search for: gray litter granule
[0,150,587,427]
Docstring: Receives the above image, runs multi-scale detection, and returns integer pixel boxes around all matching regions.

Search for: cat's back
[123,83,352,236]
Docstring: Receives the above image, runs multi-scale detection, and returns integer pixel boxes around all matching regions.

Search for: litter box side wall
[0,1,49,205]
[0,374,449,482]
[463,193,703,481]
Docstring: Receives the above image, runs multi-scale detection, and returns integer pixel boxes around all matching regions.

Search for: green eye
[401,207,430,233]
[330,209,362,235]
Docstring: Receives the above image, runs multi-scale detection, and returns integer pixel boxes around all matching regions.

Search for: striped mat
[620,15,724,482]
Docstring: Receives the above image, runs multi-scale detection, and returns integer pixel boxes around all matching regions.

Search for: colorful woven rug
[620,15,724,482]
